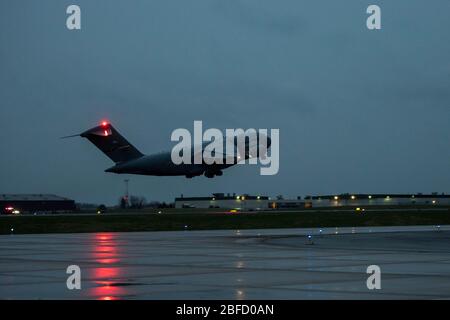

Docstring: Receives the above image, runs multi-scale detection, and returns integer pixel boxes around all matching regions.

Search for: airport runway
[1,225,450,299]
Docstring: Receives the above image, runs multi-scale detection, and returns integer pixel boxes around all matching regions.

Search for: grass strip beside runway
[1,210,450,234]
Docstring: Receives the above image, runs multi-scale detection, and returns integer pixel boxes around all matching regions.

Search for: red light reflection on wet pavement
[89,233,128,300]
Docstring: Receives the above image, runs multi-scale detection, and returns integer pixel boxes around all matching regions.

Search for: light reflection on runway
[1,225,450,299]
[89,233,126,300]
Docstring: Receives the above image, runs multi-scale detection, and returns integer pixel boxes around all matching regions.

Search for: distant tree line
[118,196,174,209]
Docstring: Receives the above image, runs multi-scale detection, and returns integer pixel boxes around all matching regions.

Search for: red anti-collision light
[101,121,109,127]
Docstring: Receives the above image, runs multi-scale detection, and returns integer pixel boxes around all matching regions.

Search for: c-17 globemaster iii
[64,121,272,178]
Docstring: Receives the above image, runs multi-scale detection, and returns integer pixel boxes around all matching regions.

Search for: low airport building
[175,193,450,211]
[273,194,449,209]
[304,193,450,207]
[175,193,270,210]
[0,194,76,214]
[270,199,306,209]
[175,194,306,210]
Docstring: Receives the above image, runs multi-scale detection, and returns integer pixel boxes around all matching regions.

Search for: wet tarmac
[1,225,449,299]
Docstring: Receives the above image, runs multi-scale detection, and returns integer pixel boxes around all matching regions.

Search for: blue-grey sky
[1,0,449,204]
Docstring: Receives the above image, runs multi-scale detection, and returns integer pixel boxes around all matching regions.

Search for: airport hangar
[175,193,450,210]
[0,194,76,214]
[175,193,305,210]
[305,193,450,207]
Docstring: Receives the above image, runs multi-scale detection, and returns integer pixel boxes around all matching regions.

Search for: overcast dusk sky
[1,0,449,204]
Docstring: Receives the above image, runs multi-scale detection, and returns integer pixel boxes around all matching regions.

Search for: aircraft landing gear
[204,169,223,178]
[204,172,215,178]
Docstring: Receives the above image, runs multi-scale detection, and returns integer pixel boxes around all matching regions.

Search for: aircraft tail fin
[80,122,144,163]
